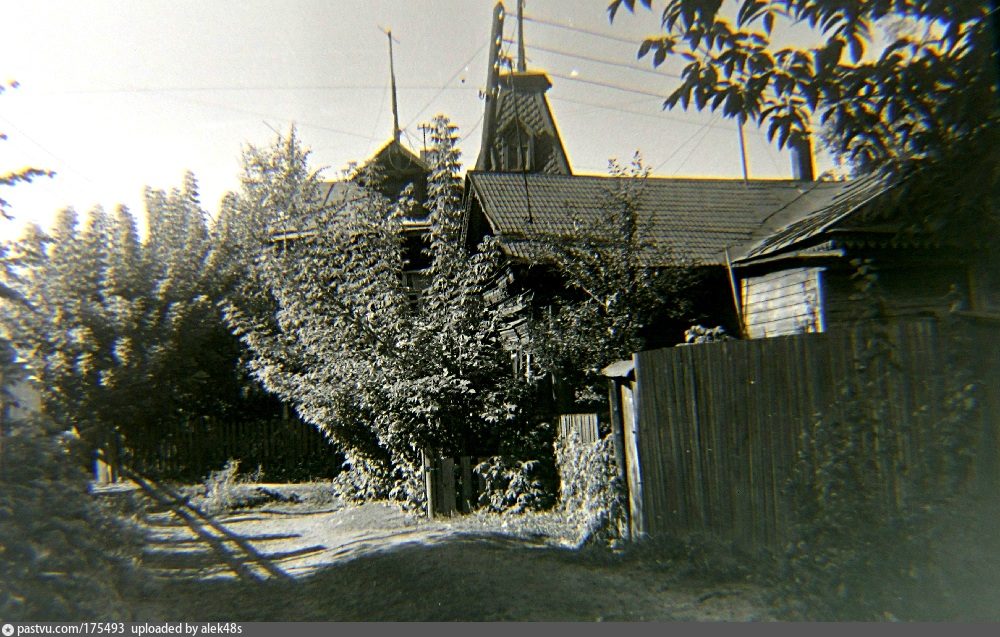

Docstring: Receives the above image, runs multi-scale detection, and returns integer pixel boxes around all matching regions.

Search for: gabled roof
[365,138,429,176]
[465,171,847,266]
[732,172,898,263]
[267,181,367,243]
[268,138,429,243]
[476,72,572,175]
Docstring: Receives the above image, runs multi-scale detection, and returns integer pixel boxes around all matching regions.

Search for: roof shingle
[467,171,847,266]
[734,172,895,262]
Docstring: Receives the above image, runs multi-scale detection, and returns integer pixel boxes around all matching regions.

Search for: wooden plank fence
[606,317,1000,550]
[559,413,600,444]
[423,452,478,518]
[119,416,340,481]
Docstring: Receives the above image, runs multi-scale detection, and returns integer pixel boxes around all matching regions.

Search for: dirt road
[107,480,774,621]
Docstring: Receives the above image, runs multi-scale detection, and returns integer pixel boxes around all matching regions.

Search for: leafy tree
[608,1,995,172]
[0,79,146,622]
[227,117,532,504]
[610,0,999,286]
[0,174,269,472]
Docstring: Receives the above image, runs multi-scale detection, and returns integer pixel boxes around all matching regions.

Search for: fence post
[607,378,631,540]
[460,456,473,513]
[422,449,437,519]
[439,457,456,517]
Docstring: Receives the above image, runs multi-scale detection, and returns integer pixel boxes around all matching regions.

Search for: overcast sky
[0,0,833,241]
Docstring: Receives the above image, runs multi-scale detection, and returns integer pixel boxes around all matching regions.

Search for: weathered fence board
[609,317,999,550]
[559,413,599,444]
[121,416,339,481]
[423,454,478,519]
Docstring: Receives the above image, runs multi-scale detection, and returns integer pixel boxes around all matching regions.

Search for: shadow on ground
[131,535,769,621]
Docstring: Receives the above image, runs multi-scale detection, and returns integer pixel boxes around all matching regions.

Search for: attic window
[499,122,535,172]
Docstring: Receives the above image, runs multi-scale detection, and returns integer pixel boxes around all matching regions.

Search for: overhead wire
[669,113,725,175]
[459,112,485,143]
[549,94,744,133]
[403,40,489,132]
[39,84,480,95]
[503,38,681,79]
[366,82,390,156]
[522,14,641,46]
[545,71,669,100]
[518,12,786,176]
[0,113,97,187]
[649,111,723,173]
[151,92,384,142]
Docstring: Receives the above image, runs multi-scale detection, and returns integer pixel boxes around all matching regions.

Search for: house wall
[822,261,970,328]
[740,267,824,339]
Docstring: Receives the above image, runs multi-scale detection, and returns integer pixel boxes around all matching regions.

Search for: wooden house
[460,17,852,347]
[462,5,996,346]
[729,173,999,338]
[270,136,434,293]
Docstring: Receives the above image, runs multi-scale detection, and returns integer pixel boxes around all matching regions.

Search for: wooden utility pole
[476,2,506,170]
[517,0,527,72]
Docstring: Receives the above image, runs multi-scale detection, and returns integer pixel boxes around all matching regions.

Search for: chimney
[790,135,815,181]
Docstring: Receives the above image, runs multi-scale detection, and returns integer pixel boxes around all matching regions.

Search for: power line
[152,92,385,142]
[403,41,488,131]
[365,82,390,156]
[504,38,680,79]
[549,95,743,133]
[459,112,485,143]
[669,113,725,175]
[0,114,96,187]
[546,70,668,100]
[523,14,641,46]
[31,84,481,96]
[651,111,723,173]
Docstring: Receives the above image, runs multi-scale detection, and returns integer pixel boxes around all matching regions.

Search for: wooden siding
[740,267,824,338]
[823,263,970,329]
[618,318,998,549]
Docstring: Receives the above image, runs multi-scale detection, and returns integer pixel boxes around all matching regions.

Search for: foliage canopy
[609,0,996,173]
[226,118,536,504]
[0,175,276,468]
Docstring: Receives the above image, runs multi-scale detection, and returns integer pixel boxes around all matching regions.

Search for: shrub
[777,280,986,620]
[331,451,425,512]
[473,456,553,514]
[681,324,733,344]
[0,418,143,620]
[554,430,626,545]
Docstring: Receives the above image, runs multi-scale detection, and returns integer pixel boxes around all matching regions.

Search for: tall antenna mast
[517,0,527,72]
[381,27,402,143]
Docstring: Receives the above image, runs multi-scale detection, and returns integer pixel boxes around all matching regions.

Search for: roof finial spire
[517,0,527,72]
[381,27,401,143]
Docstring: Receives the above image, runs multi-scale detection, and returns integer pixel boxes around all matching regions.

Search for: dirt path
[105,480,775,621]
